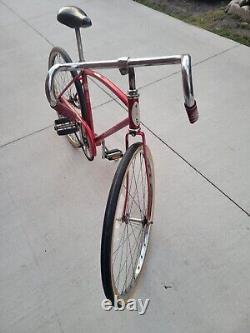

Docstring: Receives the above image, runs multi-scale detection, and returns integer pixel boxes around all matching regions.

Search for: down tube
[85,69,128,107]
[85,69,129,145]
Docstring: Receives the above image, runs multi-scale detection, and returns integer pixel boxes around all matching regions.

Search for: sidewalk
[0,1,249,332]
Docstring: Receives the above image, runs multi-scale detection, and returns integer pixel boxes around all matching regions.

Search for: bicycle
[45,6,199,305]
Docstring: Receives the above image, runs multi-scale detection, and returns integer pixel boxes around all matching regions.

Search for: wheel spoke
[49,48,92,154]
[104,144,154,300]
[128,154,146,219]
[115,225,144,294]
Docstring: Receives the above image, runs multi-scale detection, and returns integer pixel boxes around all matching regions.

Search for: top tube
[45,54,197,122]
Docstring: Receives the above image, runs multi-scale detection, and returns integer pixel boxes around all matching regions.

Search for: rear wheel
[101,142,155,304]
[48,47,85,148]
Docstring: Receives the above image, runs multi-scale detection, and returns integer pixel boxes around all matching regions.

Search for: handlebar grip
[184,100,199,124]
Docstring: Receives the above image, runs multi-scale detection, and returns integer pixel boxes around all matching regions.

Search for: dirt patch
[151,0,228,14]
[135,0,250,46]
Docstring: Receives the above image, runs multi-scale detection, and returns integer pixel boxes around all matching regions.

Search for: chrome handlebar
[45,54,198,123]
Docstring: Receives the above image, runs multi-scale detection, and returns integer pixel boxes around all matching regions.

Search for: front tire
[101,142,155,304]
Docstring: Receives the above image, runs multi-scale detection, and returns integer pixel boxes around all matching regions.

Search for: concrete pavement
[0,0,250,332]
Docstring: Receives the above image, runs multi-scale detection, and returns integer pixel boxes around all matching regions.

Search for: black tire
[101,142,155,304]
[48,47,86,148]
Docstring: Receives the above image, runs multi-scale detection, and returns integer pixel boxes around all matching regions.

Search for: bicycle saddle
[57,6,92,29]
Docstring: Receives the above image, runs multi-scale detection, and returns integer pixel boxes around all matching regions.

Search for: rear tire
[101,142,155,304]
[48,47,85,148]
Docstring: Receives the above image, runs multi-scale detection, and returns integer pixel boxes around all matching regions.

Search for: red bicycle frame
[54,67,141,159]
[46,54,198,160]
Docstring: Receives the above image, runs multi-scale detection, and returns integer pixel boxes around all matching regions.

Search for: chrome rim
[111,146,154,300]
[52,53,81,147]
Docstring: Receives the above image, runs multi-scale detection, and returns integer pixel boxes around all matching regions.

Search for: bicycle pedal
[105,148,123,161]
[54,117,70,125]
[54,119,78,136]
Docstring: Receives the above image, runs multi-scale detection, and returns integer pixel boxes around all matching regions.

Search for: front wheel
[101,142,155,304]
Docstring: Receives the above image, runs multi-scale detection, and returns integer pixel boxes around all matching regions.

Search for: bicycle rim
[49,48,83,148]
[101,142,155,303]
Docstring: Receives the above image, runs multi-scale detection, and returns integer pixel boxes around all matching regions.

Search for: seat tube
[74,28,94,131]
[75,28,84,61]
[127,68,140,132]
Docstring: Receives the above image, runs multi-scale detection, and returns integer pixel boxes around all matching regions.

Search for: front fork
[124,130,152,225]
[125,67,146,151]
[123,68,152,222]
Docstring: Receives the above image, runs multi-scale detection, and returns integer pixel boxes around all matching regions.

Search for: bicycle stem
[45,54,198,123]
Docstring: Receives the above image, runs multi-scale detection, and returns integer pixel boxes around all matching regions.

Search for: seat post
[75,28,84,61]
